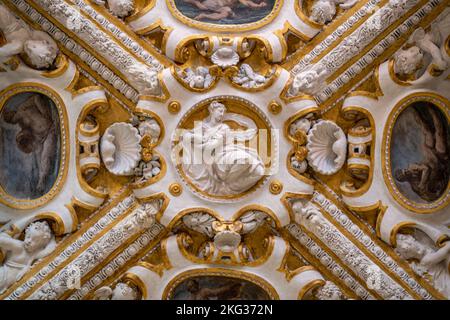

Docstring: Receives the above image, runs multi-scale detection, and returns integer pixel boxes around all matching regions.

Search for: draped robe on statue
[180,113,265,196]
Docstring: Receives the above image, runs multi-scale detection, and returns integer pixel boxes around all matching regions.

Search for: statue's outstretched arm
[421,241,450,267]
[0,233,22,252]
[0,40,24,57]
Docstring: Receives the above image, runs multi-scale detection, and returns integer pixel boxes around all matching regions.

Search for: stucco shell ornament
[100,122,142,176]
[211,47,240,68]
[306,120,347,175]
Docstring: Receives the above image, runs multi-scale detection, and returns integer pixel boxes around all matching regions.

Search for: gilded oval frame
[162,268,279,299]
[165,0,284,32]
[0,84,69,210]
[382,92,450,214]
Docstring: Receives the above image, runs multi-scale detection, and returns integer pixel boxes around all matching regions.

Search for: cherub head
[208,101,226,123]
[138,118,161,141]
[292,70,318,93]
[311,0,336,25]
[393,46,423,77]
[109,0,134,18]
[395,234,427,260]
[128,65,160,94]
[24,221,52,253]
[24,39,58,69]
[111,282,138,300]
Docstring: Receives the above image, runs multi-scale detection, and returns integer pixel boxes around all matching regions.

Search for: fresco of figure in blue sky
[392,101,449,203]
[0,92,60,200]
[174,0,276,24]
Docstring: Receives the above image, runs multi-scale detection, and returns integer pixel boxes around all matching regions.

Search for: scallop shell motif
[211,48,240,68]
[100,122,142,176]
[306,120,347,175]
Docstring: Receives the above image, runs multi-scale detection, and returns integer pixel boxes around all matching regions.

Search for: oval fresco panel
[168,275,271,300]
[167,0,282,31]
[0,89,65,209]
[385,95,450,213]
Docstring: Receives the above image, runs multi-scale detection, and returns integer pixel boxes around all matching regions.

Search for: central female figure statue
[180,101,265,196]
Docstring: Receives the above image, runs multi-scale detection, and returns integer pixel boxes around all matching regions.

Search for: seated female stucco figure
[179,101,265,196]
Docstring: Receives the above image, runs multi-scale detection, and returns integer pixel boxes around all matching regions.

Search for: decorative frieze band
[286,223,375,300]
[68,0,163,70]
[26,200,160,300]
[315,0,442,103]
[312,192,434,300]
[5,195,136,300]
[8,0,140,102]
[67,223,165,300]
[291,0,383,76]
[289,0,443,103]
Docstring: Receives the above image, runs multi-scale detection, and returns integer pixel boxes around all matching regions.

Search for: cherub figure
[396,233,450,297]
[0,4,58,69]
[3,94,57,194]
[395,106,448,202]
[92,0,134,18]
[310,0,359,25]
[232,64,267,88]
[292,200,326,233]
[94,282,139,300]
[408,18,448,72]
[393,46,424,78]
[182,0,267,21]
[0,221,56,293]
[289,65,327,96]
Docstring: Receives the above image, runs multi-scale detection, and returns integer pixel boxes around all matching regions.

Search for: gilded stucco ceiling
[0,0,449,300]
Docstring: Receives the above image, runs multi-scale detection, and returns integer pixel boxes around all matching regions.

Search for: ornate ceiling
[0,0,449,300]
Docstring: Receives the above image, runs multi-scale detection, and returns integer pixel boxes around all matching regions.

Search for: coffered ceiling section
[0,0,449,300]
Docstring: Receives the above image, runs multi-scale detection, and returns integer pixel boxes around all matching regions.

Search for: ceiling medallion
[171,96,276,202]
